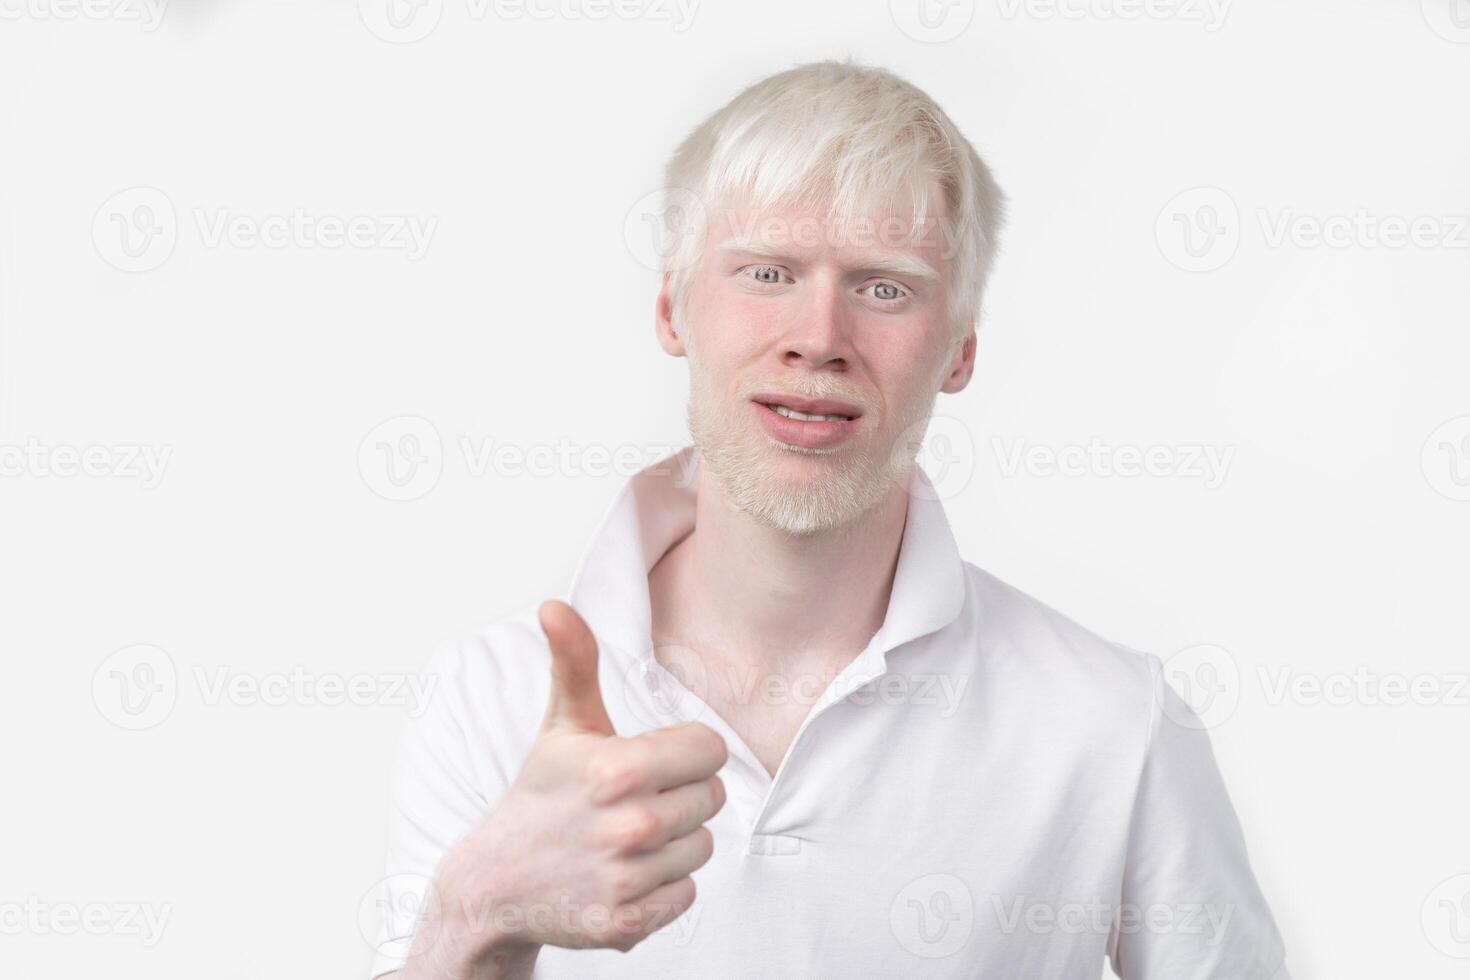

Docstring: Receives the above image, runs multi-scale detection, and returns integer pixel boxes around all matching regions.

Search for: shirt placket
[636,638,891,858]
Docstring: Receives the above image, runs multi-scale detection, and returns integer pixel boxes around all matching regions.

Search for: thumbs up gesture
[410,600,729,979]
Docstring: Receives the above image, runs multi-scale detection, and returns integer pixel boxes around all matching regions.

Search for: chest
[693,660,837,778]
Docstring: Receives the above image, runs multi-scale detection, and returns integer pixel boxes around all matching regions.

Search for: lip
[748,391,865,420]
[750,396,864,450]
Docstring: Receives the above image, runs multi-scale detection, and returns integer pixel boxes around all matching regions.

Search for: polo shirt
[369,445,1290,979]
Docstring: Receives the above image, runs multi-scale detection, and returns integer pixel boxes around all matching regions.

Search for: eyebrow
[715,236,940,284]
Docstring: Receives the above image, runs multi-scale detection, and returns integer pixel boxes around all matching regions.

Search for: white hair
[660,58,1006,345]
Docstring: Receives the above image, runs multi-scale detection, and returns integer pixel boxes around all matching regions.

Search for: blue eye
[747,265,784,284]
[867,281,909,304]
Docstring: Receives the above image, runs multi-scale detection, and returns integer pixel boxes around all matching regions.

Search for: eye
[865,280,910,305]
[743,265,787,285]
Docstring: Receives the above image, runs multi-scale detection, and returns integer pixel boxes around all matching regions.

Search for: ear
[654,272,687,357]
[939,330,977,394]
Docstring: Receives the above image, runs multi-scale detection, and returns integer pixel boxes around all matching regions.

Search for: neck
[648,456,911,674]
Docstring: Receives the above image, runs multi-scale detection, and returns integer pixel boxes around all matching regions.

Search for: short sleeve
[367,637,514,979]
[1107,655,1291,980]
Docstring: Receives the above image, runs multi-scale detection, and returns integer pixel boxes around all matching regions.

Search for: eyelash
[742,265,911,306]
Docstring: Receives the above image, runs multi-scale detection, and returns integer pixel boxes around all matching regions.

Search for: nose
[780,278,852,372]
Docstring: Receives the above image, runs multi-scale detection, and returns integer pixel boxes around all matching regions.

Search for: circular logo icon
[1155,186,1240,272]
[615,643,710,731]
[888,0,976,43]
[1422,874,1470,958]
[1421,415,1470,502]
[92,644,178,731]
[1422,0,1470,43]
[358,0,443,43]
[890,873,973,958]
[895,413,977,502]
[93,187,177,273]
[623,187,708,274]
[358,873,443,961]
[1157,643,1240,730]
[358,415,443,502]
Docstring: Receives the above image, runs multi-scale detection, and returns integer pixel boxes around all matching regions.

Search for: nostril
[783,351,847,369]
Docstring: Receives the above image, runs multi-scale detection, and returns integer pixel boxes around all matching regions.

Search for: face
[656,180,976,535]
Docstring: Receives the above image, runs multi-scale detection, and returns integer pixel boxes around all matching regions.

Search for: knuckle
[599,865,642,905]
[607,804,660,851]
[587,750,643,803]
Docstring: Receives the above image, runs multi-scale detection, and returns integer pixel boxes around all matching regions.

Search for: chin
[762,437,846,459]
[698,429,904,535]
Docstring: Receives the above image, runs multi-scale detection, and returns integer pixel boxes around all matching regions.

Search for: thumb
[537,599,616,737]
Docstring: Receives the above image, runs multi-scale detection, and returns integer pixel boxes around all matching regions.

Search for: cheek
[874,329,930,370]
[867,329,949,420]
[694,290,783,362]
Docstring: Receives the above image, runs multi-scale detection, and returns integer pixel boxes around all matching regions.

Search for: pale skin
[385,183,977,979]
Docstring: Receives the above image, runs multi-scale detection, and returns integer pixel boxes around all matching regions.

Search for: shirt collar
[564,444,967,672]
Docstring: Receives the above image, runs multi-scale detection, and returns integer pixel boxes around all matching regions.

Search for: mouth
[749,392,863,422]
[748,392,865,450]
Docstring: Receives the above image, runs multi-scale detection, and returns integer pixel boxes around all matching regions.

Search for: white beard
[684,330,949,536]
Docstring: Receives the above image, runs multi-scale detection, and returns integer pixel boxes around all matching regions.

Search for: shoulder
[421,601,553,706]
[403,601,554,793]
[957,561,1164,738]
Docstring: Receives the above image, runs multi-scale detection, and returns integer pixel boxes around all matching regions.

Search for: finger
[627,827,716,893]
[538,599,615,737]
[642,776,726,847]
[628,721,729,791]
[616,876,697,944]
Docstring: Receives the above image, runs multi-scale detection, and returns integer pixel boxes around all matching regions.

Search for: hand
[418,599,729,976]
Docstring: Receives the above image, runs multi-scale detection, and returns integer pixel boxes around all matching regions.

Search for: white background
[2,1,1468,977]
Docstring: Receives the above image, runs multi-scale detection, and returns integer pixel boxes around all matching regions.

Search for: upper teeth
[771,404,851,422]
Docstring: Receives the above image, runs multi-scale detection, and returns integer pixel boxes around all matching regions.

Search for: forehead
[704,179,951,281]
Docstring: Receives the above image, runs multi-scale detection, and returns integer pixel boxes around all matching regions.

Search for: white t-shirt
[370,446,1290,979]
